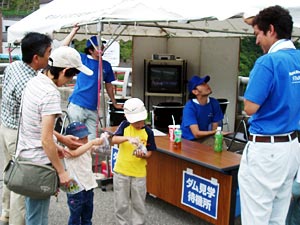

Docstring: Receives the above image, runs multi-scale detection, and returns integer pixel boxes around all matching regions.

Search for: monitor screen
[147,65,182,93]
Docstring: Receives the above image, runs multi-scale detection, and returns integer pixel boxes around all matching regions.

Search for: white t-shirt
[64,151,98,191]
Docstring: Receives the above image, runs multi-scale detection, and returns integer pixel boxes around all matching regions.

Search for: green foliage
[295,41,300,48]
[1,0,39,16]
[119,40,132,62]
[73,40,86,53]
[239,37,262,77]
[239,37,300,77]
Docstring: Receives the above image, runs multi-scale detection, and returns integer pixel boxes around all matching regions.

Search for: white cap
[123,98,147,123]
[217,126,222,131]
[48,46,93,76]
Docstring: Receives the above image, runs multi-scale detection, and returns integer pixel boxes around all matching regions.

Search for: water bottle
[174,125,182,148]
[214,126,223,152]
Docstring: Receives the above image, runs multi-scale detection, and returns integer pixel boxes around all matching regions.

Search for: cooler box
[108,99,127,126]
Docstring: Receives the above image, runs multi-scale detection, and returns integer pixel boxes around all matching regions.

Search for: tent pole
[97,21,106,132]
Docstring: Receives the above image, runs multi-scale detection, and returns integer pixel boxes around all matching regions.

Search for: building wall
[132,36,240,130]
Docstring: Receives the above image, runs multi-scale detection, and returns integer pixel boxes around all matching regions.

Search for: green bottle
[214,126,223,152]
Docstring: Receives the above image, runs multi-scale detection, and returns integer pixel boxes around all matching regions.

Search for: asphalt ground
[0,141,242,225]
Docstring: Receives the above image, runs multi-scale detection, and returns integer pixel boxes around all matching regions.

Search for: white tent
[7,0,300,44]
[6,0,300,128]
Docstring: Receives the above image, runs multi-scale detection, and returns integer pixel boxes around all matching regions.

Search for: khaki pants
[113,172,147,225]
[0,125,25,225]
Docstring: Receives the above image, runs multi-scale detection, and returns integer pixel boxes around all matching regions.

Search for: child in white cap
[112,98,157,225]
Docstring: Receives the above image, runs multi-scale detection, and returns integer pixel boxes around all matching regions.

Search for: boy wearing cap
[68,32,122,140]
[112,98,156,225]
[15,46,93,225]
[181,75,225,145]
[63,121,109,225]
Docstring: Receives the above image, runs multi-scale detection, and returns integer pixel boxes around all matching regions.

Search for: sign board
[103,41,120,67]
[110,146,119,172]
[181,171,220,219]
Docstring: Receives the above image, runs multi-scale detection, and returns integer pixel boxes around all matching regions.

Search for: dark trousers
[67,189,94,225]
[286,197,300,225]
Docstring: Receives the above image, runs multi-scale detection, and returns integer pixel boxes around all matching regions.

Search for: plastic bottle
[174,125,182,148]
[214,126,223,152]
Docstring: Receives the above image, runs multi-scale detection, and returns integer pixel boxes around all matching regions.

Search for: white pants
[238,138,300,225]
[113,172,147,225]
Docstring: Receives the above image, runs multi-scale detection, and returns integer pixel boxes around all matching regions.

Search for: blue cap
[86,36,98,48]
[188,75,210,93]
[86,36,107,48]
[66,122,89,138]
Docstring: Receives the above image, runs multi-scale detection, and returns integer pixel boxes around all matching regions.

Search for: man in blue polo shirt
[68,35,122,140]
[238,5,300,225]
[181,75,224,146]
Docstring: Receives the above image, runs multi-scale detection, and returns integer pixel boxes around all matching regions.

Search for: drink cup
[168,125,176,142]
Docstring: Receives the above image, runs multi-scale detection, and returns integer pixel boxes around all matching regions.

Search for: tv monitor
[144,59,186,94]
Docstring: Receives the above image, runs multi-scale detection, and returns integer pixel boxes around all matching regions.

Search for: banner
[181,171,219,219]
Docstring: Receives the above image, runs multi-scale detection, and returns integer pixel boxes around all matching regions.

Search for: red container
[101,161,113,178]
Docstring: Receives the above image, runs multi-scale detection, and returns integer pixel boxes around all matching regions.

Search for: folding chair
[217,98,230,131]
[224,116,249,154]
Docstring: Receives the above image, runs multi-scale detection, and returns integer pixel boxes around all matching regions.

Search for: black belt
[249,131,297,143]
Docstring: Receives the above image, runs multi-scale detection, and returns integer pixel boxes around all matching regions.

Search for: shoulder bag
[3,100,58,199]
[4,158,58,199]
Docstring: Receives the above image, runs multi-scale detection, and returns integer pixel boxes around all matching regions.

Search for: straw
[151,110,155,129]
[171,115,175,126]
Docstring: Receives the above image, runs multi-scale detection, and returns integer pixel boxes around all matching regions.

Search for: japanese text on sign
[111,147,119,173]
[181,171,219,219]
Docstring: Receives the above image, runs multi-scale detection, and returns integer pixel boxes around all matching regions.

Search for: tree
[239,37,262,77]
[119,40,132,63]
[1,0,39,16]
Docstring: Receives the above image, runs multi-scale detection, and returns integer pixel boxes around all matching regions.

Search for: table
[104,127,241,225]
[147,136,241,225]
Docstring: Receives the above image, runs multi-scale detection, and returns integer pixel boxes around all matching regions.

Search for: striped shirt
[1,61,37,129]
[16,72,62,164]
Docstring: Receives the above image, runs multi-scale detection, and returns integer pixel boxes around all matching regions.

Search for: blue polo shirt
[181,97,223,140]
[245,48,300,134]
[69,53,115,110]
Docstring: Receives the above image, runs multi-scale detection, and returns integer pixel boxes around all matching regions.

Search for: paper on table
[152,128,167,136]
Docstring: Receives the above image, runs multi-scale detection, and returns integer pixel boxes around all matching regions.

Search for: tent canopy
[7,0,300,44]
